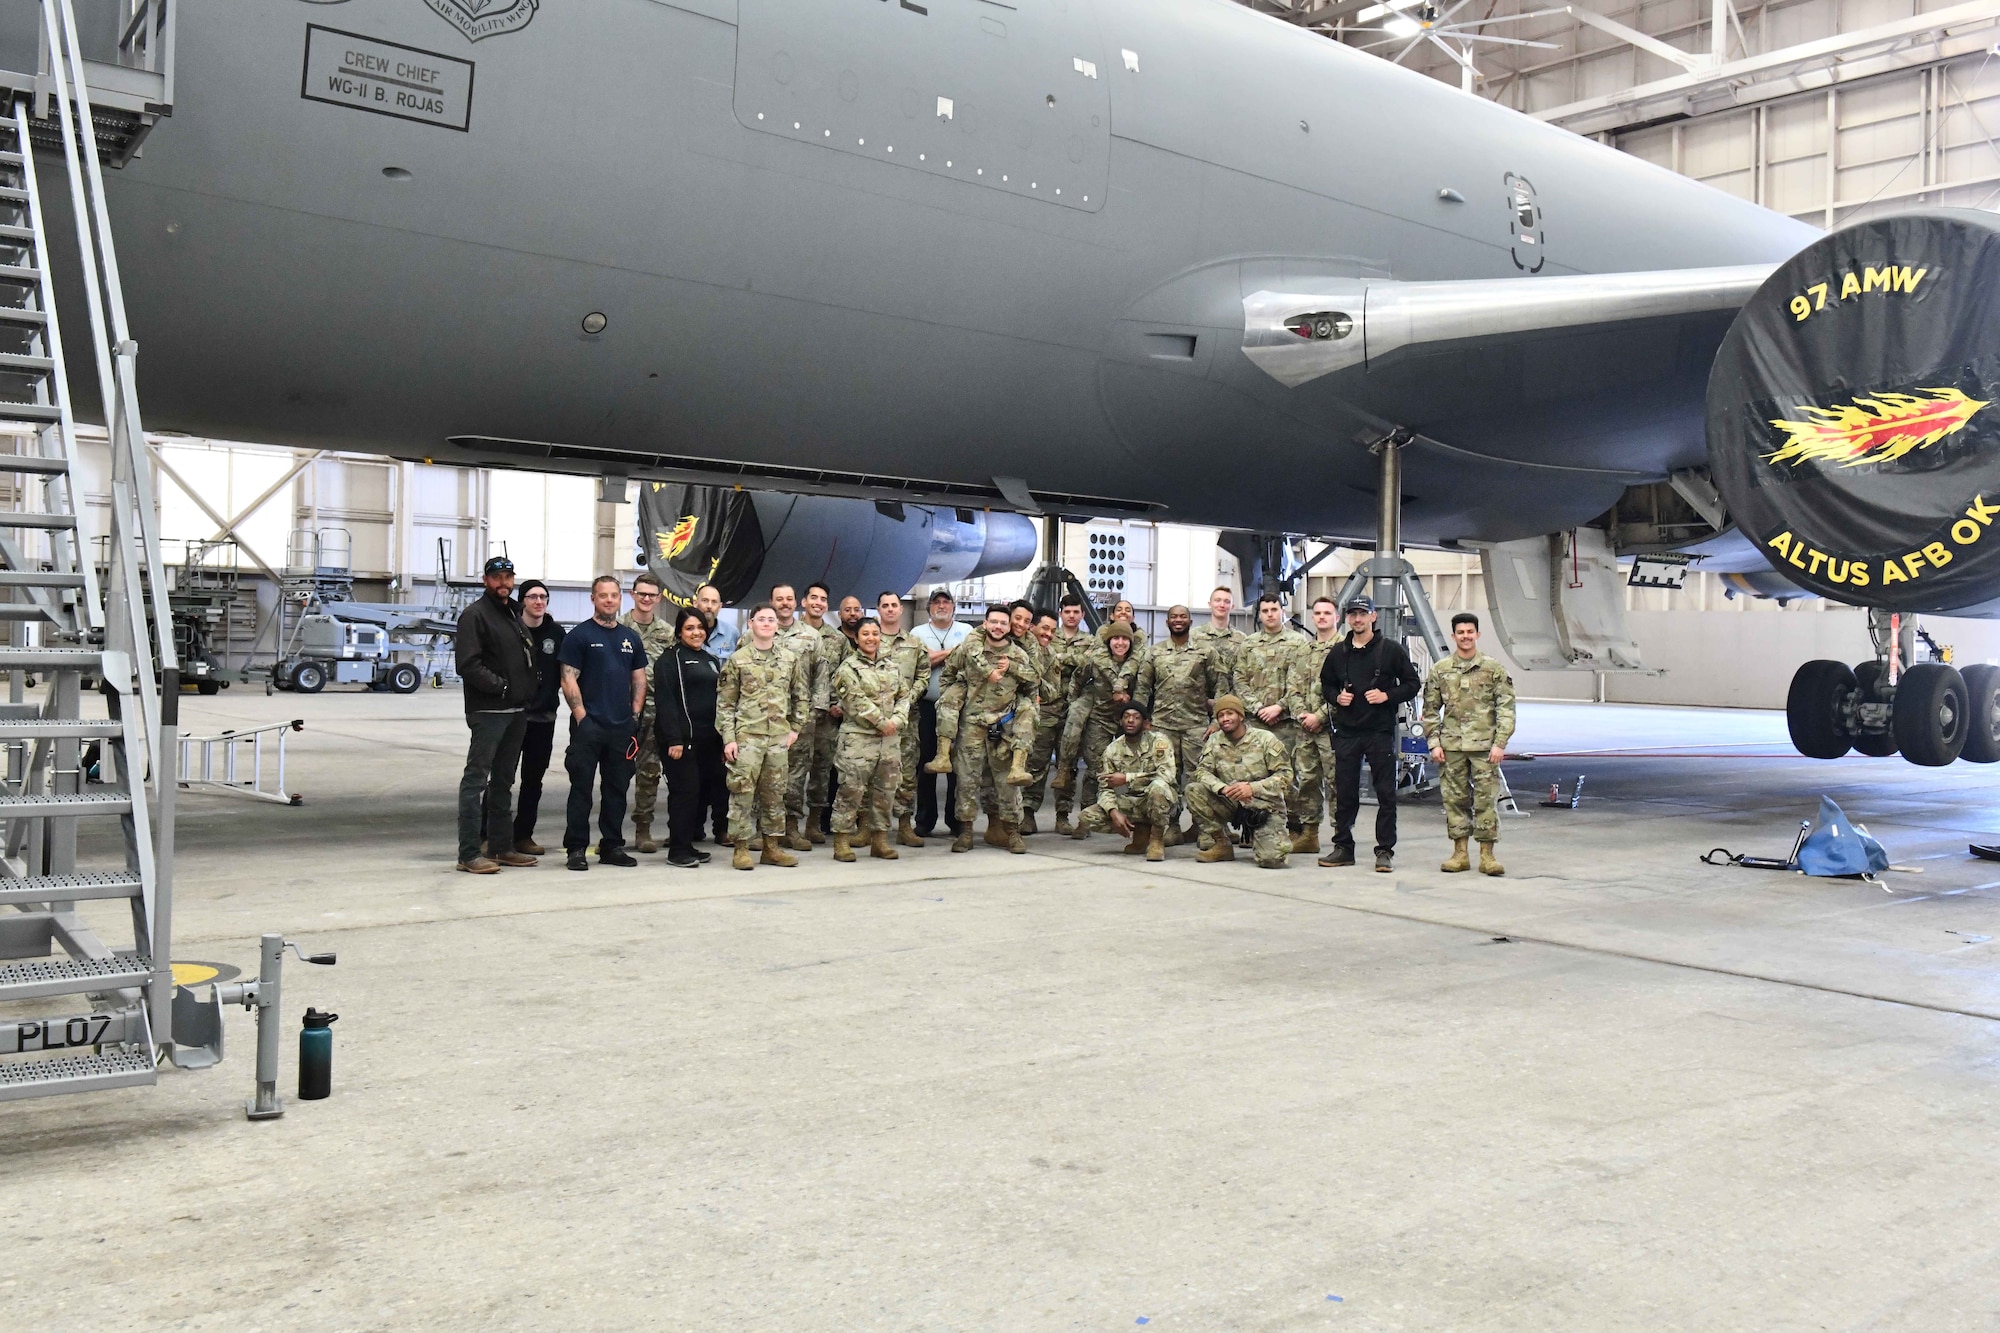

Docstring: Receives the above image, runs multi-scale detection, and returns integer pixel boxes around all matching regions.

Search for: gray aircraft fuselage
[73,0,1816,544]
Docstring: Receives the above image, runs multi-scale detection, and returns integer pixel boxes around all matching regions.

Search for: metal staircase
[0,0,178,1102]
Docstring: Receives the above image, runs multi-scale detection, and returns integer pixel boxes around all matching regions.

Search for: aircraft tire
[1892,663,1968,767]
[1786,660,1855,759]
[1849,662,1899,757]
[1959,664,2000,764]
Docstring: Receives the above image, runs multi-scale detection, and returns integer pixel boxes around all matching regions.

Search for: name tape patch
[301,25,474,132]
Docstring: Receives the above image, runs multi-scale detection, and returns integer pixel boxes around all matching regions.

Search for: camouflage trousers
[936,688,1037,754]
[1438,749,1502,842]
[1080,776,1175,832]
[1151,725,1207,826]
[1021,717,1068,816]
[894,722,920,819]
[1250,719,1303,827]
[1186,784,1291,868]
[728,736,794,841]
[632,700,662,826]
[1293,728,1335,828]
[953,720,1025,825]
[808,711,841,810]
[832,730,901,834]
[1074,713,1121,810]
[787,711,839,820]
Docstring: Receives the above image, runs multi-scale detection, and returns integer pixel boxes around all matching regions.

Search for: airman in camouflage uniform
[1065,625,1145,833]
[928,616,1037,789]
[619,578,678,853]
[1190,586,1246,695]
[828,621,911,862]
[802,596,852,843]
[1422,613,1516,876]
[1017,611,1070,834]
[1291,598,1345,854]
[875,591,930,846]
[1188,694,1294,869]
[1135,605,1222,846]
[1079,702,1177,861]
[718,605,810,869]
[1234,598,1310,832]
[940,607,1039,853]
[1046,612,1104,822]
[771,587,823,850]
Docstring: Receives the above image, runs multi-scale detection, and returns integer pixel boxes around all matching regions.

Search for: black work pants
[513,718,556,846]
[1332,731,1399,854]
[564,716,637,853]
[458,710,526,864]
[916,696,960,835]
[664,735,726,854]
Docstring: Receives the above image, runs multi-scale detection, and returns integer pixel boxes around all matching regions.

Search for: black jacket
[455,591,538,714]
[1320,634,1422,736]
[524,617,566,719]
[656,642,723,749]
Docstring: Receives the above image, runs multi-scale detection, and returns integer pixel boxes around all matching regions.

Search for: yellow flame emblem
[1765,387,1989,468]
[658,514,698,560]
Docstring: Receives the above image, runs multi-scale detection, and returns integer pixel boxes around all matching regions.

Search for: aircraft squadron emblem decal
[423,0,538,42]
[1763,387,1989,469]
[659,515,699,561]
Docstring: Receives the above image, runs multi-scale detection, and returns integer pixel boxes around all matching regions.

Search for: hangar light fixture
[1355,0,1416,22]
[1383,15,1421,37]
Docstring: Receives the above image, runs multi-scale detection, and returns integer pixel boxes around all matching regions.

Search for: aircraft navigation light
[581,312,608,335]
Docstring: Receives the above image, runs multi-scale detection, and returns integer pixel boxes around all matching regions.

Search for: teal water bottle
[299,1008,338,1100]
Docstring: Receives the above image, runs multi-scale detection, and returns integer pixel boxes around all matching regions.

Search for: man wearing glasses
[620,574,677,853]
[453,555,539,874]
[511,579,566,856]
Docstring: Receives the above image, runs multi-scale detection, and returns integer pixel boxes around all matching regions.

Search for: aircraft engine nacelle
[1706,208,2000,616]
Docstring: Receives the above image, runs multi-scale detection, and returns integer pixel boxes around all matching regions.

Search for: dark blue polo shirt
[556,618,647,726]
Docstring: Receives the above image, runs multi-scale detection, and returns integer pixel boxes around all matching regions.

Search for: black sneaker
[1374,849,1394,873]
[692,847,712,863]
[566,850,589,872]
[1317,845,1356,868]
[599,845,638,867]
[666,848,701,868]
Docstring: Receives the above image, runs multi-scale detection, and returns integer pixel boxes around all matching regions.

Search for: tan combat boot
[1020,811,1038,836]
[732,839,755,871]
[1005,747,1033,786]
[1441,837,1470,873]
[633,821,659,854]
[784,815,812,852]
[869,829,899,860]
[1053,812,1075,837]
[951,826,975,853]
[761,837,798,867]
[1478,842,1505,876]
[925,737,954,774]
[1146,824,1166,862]
[808,809,828,846]
[897,815,925,847]
[832,831,856,863]
[1291,827,1320,855]
[1051,765,1071,792]
[1122,822,1149,855]
[1195,838,1235,863]
[1161,821,1184,848]
[984,811,1008,848]
[1003,821,1027,854]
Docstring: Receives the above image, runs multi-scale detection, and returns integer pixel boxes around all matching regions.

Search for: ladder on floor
[0,0,179,1103]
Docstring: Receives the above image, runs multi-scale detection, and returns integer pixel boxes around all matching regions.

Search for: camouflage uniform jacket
[717,641,809,743]
[877,630,928,726]
[1192,727,1293,801]
[1047,629,1097,703]
[831,651,911,737]
[1028,637,1064,709]
[618,612,677,690]
[1069,644,1143,714]
[1188,624,1246,695]
[1298,634,1344,723]
[774,620,821,699]
[944,632,1039,726]
[810,621,851,711]
[1138,638,1221,732]
[1234,628,1307,721]
[1422,652,1517,751]
[1099,729,1178,788]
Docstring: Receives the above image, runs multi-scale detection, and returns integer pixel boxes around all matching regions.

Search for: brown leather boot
[869,830,899,860]
[515,837,545,856]
[925,737,954,774]
[1122,823,1149,855]
[1478,842,1505,876]
[808,808,828,846]
[633,821,659,854]
[1006,747,1033,786]
[762,838,798,867]
[495,850,537,868]
[951,826,975,853]
[1003,821,1027,854]
[784,815,812,852]
[732,839,755,871]
[1291,827,1319,855]
[1195,838,1235,863]
[1146,824,1165,862]
[897,815,924,847]
[1441,837,1470,873]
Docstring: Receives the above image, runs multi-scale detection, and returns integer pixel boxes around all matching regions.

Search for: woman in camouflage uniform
[828,619,913,862]
[1066,622,1145,838]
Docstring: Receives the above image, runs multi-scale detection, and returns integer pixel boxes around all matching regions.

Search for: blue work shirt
[557,618,648,726]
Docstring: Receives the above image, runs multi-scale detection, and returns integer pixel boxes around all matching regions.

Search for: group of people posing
[453,561,1518,878]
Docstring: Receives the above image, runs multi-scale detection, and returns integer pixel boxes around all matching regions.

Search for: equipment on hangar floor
[263,530,454,694]
[172,932,336,1119]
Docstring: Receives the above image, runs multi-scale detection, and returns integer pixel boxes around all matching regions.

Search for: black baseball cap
[483,556,515,576]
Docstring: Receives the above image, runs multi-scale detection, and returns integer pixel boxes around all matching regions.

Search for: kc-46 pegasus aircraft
[7,0,2000,765]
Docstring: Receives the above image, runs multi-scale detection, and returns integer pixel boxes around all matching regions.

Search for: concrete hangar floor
[8,690,2000,1330]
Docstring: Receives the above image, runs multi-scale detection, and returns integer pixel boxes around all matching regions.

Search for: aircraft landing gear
[1784,609,1992,765]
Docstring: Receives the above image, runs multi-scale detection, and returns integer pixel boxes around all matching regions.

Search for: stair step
[0,186,28,204]
[0,790,132,818]
[0,353,54,374]
[0,569,83,587]
[0,871,143,907]
[0,306,45,327]
[0,403,59,423]
[0,453,71,474]
[0,952,153,1001]
[0,1049,156,1102]
[0,604,58,621]
[0,223,35,243]
[0,264,41,284]
[0,647,100,668]
[0,512,75,529]
[0,719,121,740]
[0,152,21,167]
